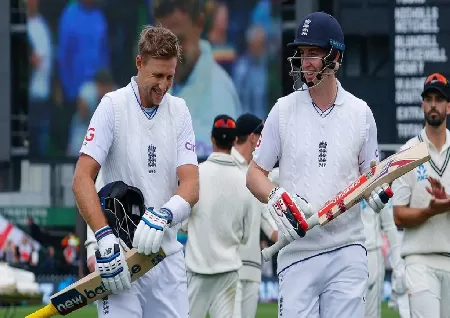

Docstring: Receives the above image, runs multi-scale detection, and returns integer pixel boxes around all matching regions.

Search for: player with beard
[73,25,199,317]
[392,72,450,318]
[246,12,393,317]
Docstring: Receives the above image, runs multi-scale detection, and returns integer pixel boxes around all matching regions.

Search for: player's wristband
[161,195,191,226]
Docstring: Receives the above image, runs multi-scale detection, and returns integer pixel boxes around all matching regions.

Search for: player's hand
[392,263,407,294]
[426,176,447,199]
[132,207,172,255]
[366,183,393,213]
[87,255,96,273]
[267,187,311,243]
[94,226,131,294]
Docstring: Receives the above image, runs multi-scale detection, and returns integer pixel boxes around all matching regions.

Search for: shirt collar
[298,79,346,106]
[231,147,248,167]
[419,127,450,154]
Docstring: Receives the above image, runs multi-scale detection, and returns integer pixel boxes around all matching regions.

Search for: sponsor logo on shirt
[185,141,195,152]
[83,127,95,146]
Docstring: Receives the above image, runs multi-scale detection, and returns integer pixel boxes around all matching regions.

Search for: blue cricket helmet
[287,12,345,91]
[288,11,345,52]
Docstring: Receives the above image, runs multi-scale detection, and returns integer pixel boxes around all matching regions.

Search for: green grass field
[0,302,399,317]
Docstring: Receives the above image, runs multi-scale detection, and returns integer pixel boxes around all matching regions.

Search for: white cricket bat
[261,141,430,261]
[25,248,166,317]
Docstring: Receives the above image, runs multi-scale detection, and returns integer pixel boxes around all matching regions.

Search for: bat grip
[25,303,59,318]
[261,237,289,262]
[261,214,320,262]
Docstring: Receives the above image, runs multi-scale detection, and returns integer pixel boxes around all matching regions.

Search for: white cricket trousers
[406,262,450,317]
[97,250,188,318]
[233,279,260,318]
[365,248,384,318]
[187,270,238,318]
[278,245,368,318]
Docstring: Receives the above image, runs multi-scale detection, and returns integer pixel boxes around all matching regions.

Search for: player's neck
[234,143,251,163]
[137,87,156,109]
[213,147,231,155]
[425,124,447,152]
[308,76,337,111]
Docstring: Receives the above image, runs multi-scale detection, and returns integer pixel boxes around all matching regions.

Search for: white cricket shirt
[253,80,379,273]
[184,152,252,274]
[231,147,278,282]
[392,128,450,271]
[80,77,198,257]
[360,199,402,269]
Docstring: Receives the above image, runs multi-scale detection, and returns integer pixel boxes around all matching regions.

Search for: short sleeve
[79,96,114,166]
[177,102,198,167]
[359,105,379,173]
[252,103,281,172]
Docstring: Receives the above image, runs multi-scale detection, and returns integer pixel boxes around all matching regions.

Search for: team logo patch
[148,145,157,174]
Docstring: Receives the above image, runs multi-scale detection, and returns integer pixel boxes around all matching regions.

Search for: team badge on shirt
[148,145,157,174]
[318,141,328,167]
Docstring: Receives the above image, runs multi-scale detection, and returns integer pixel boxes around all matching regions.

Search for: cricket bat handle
[25,303,59,318]
[261,214,319,262]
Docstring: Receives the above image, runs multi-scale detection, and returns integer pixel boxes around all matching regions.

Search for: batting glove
[367,183,393,213]
[132,207,172,255]
[267,187,311,243]
[94,226,131,294]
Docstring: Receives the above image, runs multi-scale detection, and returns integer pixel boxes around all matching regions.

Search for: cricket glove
[267,187,311,243]
[132,207,172,255]
[94,225,132,294]
[367,183,393,213]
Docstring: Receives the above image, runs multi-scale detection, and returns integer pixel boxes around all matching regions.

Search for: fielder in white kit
[72,25,199,317]
[231,114,278,318]
[246,12,393,317]
[392,72,450,318]
[360,198,405,318]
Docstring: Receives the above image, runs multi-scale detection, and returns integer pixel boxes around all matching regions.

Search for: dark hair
[137,25,182,63]
[213,135,234,150]
[153,0,203,22]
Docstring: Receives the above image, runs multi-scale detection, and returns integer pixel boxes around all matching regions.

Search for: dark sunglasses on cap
[214,118,236,129]
[425,73,449,86]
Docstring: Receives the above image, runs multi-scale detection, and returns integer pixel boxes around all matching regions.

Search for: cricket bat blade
[25,248,166,317]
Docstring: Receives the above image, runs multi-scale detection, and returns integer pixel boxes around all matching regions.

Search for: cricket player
[392,72,450,318]
[360,198,405,318]
[182,115,252,318]
[72,25,199,318]
[231,113,278,318]
[246,12,393,317]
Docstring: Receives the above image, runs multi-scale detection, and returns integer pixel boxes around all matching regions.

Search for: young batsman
[72,25,199,317]
[182,115,252,318]
[392,72,450,318]
[360,198,405,318]
[246,12,392,317]
[231,113,278,318]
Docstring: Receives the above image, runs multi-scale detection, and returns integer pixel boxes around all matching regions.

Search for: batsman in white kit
[182,115,252,318]
[392,72,450,318]
[72,25,199,317]
[231,114,278,318]
[246,12,393,317]
[360,198,405,318]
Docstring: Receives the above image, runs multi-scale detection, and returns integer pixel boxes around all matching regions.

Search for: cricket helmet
[98,181,145,250]
[287,11,345,91]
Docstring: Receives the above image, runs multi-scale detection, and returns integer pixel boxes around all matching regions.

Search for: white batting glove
[94,226,131,294]
[267,187,312,243]
[367,183,393,213]
[132,207,172,255]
